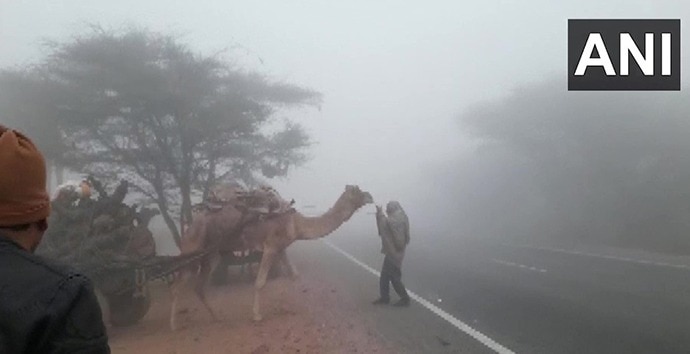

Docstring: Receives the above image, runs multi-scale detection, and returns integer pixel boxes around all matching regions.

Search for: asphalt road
[289,230,690,354]
[289,240,494,354]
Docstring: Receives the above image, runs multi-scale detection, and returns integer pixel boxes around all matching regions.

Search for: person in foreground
[373,201,411,307]
[0,125,110,353]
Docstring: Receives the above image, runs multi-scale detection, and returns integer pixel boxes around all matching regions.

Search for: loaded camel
[170,184,373,330]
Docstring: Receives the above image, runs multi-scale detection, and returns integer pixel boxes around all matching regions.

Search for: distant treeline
[435,78,690,254]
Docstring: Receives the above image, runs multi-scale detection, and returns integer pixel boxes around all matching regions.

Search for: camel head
[343,185,374,211]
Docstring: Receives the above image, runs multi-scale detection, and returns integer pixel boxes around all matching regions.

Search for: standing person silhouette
[373,201,411,307]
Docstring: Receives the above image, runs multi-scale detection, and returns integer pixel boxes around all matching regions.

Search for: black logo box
[568,19,680,91]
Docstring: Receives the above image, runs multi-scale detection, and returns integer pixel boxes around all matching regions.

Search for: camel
[170,184,373,330]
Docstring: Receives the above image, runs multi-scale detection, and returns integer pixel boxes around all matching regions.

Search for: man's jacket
[0,236,110,354]
[376,202,410,268]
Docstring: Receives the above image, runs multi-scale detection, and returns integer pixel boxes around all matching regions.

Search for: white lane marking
[323,240,515,354]
[507,244,690,270]
[491,259,547,273]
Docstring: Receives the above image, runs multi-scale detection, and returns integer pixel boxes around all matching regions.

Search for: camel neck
[296,195,355,240]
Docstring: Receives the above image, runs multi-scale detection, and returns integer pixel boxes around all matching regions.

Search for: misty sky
[1,0,688,214]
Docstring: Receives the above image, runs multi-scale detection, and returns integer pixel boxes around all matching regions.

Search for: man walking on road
[373,201,411,307]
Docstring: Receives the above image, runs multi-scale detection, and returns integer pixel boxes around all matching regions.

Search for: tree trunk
[178,126,194,237]
[202,158,217,202]
[179,180,193,238]
[202,144,219,201]
[151,174,181,250]
[159,207,182,250]
[181,191,193,224]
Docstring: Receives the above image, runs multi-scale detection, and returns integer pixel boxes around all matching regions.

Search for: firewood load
[203,183,295,216]
[36,175,160,327]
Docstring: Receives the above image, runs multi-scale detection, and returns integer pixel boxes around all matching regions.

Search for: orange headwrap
[0,125,51,227]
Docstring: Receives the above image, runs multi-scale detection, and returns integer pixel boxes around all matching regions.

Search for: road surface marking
[323,240,515,354]
[507,244,690,270]
[492,259,547,273]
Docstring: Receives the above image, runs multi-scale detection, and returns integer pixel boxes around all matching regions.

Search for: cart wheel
[106,288,151,327]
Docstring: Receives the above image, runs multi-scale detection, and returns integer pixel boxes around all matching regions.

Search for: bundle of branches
[37,176,159,287]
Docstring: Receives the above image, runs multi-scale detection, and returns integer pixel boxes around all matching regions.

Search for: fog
[2,0,689,256]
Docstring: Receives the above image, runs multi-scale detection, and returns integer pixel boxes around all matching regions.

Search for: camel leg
[170,270,193,331]
[278,250,299,280]
[194,255,219,322]
[253,249,277,321]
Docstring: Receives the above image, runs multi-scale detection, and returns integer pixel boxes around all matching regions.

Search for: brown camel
[170,184,373,330]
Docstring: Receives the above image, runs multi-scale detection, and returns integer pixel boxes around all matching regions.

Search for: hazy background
[2,0,689,255]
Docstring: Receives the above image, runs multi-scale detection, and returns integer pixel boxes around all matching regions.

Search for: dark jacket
[0,236,110,354]
[375,201,410,268]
